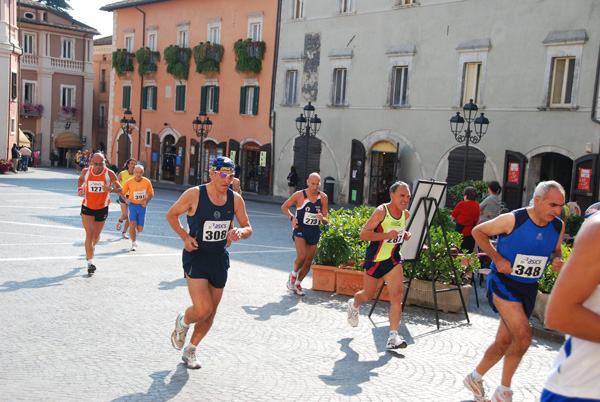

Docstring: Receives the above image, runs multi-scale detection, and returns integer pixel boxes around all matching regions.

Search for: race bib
[303,212,319,226]
[202,220,229,242]
[133,190,145,201]
[385,228,405,244]
[511,254,548,279]
[87,181,104,193]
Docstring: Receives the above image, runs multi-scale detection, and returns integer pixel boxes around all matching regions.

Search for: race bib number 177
[511,254,548,279]
[87,181,104,193]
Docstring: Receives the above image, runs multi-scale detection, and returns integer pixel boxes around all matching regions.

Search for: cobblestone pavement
[0,168,561,401]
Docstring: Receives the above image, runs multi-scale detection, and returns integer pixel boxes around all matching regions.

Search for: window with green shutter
[202,86,220,114]
[239,86,258,115]
[143,86,157,111]
[175,85,186,111]
[122,85,131,109]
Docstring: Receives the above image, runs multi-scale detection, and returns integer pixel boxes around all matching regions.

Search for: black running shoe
[87,264,96,276]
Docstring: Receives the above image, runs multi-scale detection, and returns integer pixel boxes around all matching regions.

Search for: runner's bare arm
[549,221,566,272]
[472,213,516,274]
[360,206,395,242]
[229,193,252,242]
[109,170,122,195]
[544,216,600,342]
[166,188,200,251]
[318,193,329,225]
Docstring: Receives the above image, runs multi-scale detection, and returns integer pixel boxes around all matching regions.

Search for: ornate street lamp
[120,108,136,159]
[449,99,490,181]
[192,110,213,184]
[295,102,321,185]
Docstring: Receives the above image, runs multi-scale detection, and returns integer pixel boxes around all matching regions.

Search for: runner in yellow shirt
[122,165,154,251]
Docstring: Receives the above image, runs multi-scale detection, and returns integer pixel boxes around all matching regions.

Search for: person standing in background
[451,186,480,253]
[480,181,502,223]
[287,166,298,197]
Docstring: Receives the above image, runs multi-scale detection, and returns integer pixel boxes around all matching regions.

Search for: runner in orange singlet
[77,153,121,276]
[122,165,154,251]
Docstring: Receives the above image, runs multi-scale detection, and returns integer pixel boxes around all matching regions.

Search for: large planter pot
[532,291,550,323]
[311,265,337,292]
[404,278,471,313]
[335,268,390,301]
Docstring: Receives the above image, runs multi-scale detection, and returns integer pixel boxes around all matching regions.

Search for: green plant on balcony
[164,45,191,80]
[193,41,225,74]
[135,47,161,76]
[112,49,135,77]
[233,38,266,74]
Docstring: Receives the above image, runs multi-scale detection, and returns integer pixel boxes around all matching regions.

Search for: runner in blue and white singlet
[463,181,566,402]
[281,173,329,296]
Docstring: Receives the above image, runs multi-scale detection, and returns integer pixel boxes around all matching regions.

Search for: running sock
[186,341,198,350]
[87,259,94,266]
[295,279,302,286]
[389,330,398,339]
[180,315,189,329]
[472,370,483,382]
[498,385,511,393]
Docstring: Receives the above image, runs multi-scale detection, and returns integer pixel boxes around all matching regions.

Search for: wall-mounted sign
[152,152,158,162]
[577,168,592,191]
[176,155,182,165]
[259,151,267,167]
[508,162,520,183]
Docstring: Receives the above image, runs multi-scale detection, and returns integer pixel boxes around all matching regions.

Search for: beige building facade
[273,0,600,210]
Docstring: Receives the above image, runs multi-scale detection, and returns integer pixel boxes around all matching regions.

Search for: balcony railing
[51,58,83,71]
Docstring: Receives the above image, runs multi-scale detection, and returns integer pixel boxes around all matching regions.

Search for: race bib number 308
[88,181,104,193]
[202,220,229,242]
[511,254,548,279]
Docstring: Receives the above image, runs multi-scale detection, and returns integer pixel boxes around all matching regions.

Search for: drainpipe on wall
[591,44,600,125]
[268,0,282,196]
[135,6,145,163]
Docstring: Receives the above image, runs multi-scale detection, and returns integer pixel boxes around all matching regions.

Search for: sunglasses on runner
[217,172,235,179]
[92,161,104,166]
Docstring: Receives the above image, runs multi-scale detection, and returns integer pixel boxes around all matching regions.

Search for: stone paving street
[0,168,562,401]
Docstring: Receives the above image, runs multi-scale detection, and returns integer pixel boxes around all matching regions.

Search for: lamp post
[120,108,136,159]
[295,102,321,185]
[449,99,490,182]
[192,110,213,184]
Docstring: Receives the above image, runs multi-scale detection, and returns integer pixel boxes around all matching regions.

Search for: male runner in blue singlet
[281,172,329,296]
[166,157,252,369]
[463,181,565,402]
[346,181,412,349]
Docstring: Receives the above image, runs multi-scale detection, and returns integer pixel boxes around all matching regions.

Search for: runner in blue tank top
[281,172,329,296]
[463,181,565,402]
[166,157,252,369]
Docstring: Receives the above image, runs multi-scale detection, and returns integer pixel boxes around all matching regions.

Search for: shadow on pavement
[0,267,84,292]
[111,365,189,402]
[241,294,301,321]
[319,337,394,396]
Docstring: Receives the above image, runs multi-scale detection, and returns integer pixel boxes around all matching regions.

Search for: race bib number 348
[202,220,229,242]
[511,254,548,279]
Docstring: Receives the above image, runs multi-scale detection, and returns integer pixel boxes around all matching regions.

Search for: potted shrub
[164,45,192,80]
[193,41,225,74]
[0,159,13,173]
[233,38,266,74]
[135,47,161,76]
[403,227,479,313]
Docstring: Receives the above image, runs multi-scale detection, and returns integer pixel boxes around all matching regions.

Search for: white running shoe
[463,372,490,402]
[122,232,129,240]
[347,299,359,327]
[492,388,512,402]
[386,335,407,349]
[182,347,201,369]
[286,272,297,291]
[130,242,137,251]
[171,313,188,350]
[293,282,305,296]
